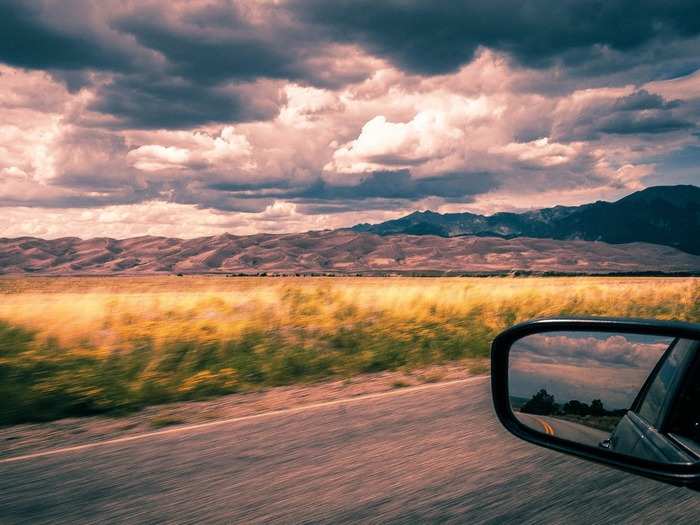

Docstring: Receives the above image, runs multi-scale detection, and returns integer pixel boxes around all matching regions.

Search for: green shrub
[0,277,696,425]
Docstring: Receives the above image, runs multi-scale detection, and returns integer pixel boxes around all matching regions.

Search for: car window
[636,338,695,429]
[666,341,700,449]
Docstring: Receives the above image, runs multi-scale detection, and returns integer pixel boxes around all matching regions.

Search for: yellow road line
[545,421,554,435]
[535,417,555,436]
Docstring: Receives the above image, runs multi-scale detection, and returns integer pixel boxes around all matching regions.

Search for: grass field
[0,276,698,426]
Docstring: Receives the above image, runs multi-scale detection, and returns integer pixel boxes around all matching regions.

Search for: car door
[608,338,698,463]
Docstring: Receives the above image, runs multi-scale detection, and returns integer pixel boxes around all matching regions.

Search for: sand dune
[1,231,699,275]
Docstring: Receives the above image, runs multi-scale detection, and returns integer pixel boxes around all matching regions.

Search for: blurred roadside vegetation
[0,276,698,425]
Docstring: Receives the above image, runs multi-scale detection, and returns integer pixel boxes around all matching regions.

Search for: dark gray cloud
[598,112,694,135]
[555,89,695,140]
[0,1,130,71]
[297,171,497,201]
[203,170,497,214]
[6,1,700,84]
[0,181,153,209]
[90,73,282,129]
[613,90,680,112]
[112,10,300,85]
[598,90,694,134]
[597,94,693,136]
[0,1,349,128]
[3,0,699,130]
[109,3,373,90]
[292,0,700,76]
[513,333,669,369]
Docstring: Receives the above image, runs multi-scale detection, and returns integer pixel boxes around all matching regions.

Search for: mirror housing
[491,317,700,487]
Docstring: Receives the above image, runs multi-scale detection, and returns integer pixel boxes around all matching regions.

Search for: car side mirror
[491,317,700,486]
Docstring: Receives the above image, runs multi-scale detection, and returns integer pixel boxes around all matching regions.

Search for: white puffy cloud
[126,126,253,172]
[492,138,580,168]
[613,164,656,190]
[325,113,462,175]
[0,67,69,184]
[278,84,343,128]
[127,145,192,171]
[323,89,508,181]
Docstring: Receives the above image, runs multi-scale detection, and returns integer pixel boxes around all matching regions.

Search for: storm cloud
[0,1,131,71]
[292,0,700,74]
[554,89,696,140]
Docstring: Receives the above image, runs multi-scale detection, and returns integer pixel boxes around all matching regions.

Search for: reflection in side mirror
[510,331,697,463]
[491,318,700,486]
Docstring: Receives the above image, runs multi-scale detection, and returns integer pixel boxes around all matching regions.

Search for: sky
[509,332,671,409]
[1,0,699,239]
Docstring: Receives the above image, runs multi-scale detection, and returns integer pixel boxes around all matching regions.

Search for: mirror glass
[509,330,700,465]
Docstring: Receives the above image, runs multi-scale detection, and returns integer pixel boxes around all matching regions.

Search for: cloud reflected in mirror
[509,331,674,453]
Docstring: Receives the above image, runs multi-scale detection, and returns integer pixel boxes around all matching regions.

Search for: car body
[490,317,700,487]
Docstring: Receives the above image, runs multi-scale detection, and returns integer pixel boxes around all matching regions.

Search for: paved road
[1,377,699,524]
[517,413,610,447]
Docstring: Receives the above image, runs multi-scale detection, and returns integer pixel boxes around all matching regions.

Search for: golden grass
[0,276,697,425]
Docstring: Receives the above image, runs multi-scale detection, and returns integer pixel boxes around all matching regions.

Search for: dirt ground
[0,359,488,460]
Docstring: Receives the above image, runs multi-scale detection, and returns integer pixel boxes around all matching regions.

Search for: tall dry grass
[0,276,697,425]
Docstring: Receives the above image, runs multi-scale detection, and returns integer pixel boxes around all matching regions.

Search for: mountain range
[0,185,698,275]
[352,185,700,255]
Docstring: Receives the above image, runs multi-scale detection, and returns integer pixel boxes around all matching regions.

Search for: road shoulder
[0,359,488,461]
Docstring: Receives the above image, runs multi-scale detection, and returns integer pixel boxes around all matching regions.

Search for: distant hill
[1,231,699,275]
[352,185,700,254]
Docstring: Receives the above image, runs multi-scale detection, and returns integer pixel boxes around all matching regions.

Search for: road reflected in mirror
[509,331,700,464]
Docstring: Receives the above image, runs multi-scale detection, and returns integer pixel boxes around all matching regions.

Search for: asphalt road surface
[1,377,699,524]
[517,413,610,448]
